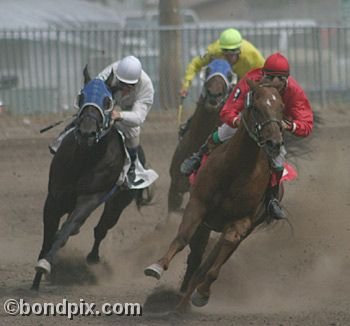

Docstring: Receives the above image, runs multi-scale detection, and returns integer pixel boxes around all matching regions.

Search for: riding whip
[177,97,185,126]
[39,114,77,133]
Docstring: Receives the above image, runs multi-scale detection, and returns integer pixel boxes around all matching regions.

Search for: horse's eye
[205,66,211,79]
[78,93,84,108]
[103,97,112,111]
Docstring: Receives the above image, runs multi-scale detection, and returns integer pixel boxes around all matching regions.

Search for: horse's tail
[135,183,156,211]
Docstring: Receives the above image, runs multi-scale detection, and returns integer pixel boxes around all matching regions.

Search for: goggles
[263,74,288,82]
[118,80,137,90]
[222,48,241,55]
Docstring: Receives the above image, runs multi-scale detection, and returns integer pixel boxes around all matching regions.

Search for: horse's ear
[83,64,91,84]
[205,66,211,79]
[105,70,114,89]
[246,78,258,90]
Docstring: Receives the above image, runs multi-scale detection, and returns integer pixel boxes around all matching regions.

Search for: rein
[202,82,233,113]
[75,78,114,144]
[241,88,282,147]
[76,109,113,143]
[201,60,234,110]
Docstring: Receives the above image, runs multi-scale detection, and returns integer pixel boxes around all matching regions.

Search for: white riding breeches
[217,123,237,142]
[114,122,140,148]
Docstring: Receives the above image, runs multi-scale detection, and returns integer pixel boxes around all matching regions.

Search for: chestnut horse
[168,59,235,214]
[145,79,285,311]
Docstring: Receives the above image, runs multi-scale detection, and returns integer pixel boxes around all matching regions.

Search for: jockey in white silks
[49,55,156,186]
[97,55,154,183]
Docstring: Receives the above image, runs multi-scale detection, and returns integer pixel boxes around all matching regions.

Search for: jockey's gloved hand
[179,88,188,98]
[282,119,293,131]
[111,106,123,121]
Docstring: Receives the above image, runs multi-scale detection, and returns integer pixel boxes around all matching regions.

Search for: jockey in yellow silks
[179,28,265,98]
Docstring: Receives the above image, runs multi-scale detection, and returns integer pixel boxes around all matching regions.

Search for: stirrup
[268,198,287,219]
[127,164,136,185]
[178,124,187,140]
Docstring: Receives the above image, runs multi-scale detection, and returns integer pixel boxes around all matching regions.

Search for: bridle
[75,79,114,144]
[201,60,236,110]
[202,79,233,110]
[241,85,283,148]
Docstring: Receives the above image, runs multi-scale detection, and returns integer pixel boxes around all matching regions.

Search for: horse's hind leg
[144,197,206,279]
[180,223,211,293]
[87,190,134,264]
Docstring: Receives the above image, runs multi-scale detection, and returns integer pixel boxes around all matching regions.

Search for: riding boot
[180,137,214,176]
[127,146,138,185]
[48,120,76,155]
[266,170,286,219]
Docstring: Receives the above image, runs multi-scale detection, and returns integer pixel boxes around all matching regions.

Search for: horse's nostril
[266,140,281,151]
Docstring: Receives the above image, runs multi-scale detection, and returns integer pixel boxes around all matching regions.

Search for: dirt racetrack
[0,107,350,326]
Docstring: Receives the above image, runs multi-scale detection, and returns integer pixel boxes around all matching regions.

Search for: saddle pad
[116,131,158,190]
[270,162,298,187]
[189,154,297,187]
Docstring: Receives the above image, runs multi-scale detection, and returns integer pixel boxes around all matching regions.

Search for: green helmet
[219,28,242,50]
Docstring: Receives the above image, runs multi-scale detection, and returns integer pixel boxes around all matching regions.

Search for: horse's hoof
[191,289,209,307]
[86,253,100,265]
[144,263,164,280]
[142,184,156,205]
[70,227,80,236]
[35,259,51,274]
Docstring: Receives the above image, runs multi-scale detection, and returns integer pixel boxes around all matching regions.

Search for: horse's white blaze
[266,94,277,107]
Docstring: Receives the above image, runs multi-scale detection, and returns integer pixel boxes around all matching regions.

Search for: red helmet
[263,52,290,76]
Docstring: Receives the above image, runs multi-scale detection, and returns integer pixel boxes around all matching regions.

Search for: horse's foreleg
[87,190,134,264]
[33,194,64,290]
[167,182,185,214]
[167,171,190,215]
[145,198,206,280]
[38,194,64,259]
[42,193,107,269]
[187,217,254,308]
[180,223,211,293]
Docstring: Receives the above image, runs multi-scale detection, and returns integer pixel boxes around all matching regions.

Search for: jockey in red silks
[181,52,313,220]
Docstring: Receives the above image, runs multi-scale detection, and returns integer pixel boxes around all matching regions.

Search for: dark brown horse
[31,67,152,291]
[145,79,285,311]
[168,59,234,214]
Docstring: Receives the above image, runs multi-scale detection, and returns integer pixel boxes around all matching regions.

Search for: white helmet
[115,55,142,84]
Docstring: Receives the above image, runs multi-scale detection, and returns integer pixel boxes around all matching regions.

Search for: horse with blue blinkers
[168,59,235,215]
[32,66,150,290]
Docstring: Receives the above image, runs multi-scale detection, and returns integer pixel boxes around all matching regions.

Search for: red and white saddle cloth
[189,154,298,187]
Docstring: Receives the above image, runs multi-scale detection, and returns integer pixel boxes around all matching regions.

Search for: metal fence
[0,25,350,115]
